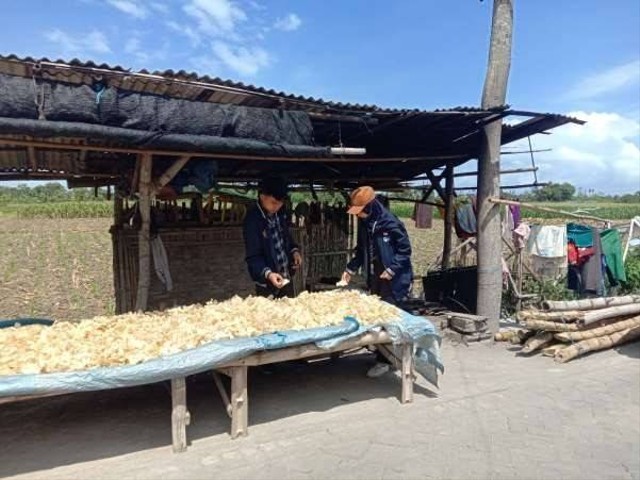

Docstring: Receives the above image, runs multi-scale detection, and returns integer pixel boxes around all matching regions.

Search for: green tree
[533,182,576,202]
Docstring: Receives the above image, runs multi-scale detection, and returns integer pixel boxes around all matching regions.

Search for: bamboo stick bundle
[554,316,640,342]
[522,331,555,353]
[542,295,640,312]
[554,326,640,363]
[518,304,640,326]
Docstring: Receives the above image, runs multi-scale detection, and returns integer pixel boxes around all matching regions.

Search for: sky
[1,0,639,194]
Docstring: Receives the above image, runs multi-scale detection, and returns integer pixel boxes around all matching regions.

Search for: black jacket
[243,202,299,286]
[346,200,413,301]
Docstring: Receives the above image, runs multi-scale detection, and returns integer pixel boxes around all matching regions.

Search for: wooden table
[0,330,415,454]
[170,330,415,452]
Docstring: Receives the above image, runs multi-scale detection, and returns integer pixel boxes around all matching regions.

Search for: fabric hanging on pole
[527,225,567,258]
[455,203,477,236]
[600,228,627,283]
[567,223,594,248]
[412,202,433,229]
[151,235,173,292]
[581,228,605,295]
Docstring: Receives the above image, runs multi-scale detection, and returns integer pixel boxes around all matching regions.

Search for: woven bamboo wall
[112,226,256,313]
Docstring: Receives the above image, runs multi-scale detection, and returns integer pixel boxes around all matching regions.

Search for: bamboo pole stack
[496,295,640,363]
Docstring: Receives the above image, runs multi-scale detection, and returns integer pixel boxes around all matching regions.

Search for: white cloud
[567,60,640,100]
[184,0,247,35]
[274,13,301,32]
[107,0,148,19]
[212,41,270,76]
[167,21,202,46]
[508,111,640,194]
[149,2,169,14]
[45,29,111,57]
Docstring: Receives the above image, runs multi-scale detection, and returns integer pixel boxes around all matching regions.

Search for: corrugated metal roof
[0,54,494,115]
[0,53,585,185]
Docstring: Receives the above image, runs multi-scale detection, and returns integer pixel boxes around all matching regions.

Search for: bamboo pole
[555,316,640,342]
[579,304,640,326]
[522,320,580,332]
[554,326,640,363]
[517,304,640,325]
[542,295,640,312]
[442,166,455,269]
[488,197,610,223]
[517,310,583,322]
[522,331,555,353]
[135,153,152,312]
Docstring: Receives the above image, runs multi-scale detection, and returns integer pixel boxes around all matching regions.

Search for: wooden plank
[27,146,37,170]
[212,371,233,418]
[135,153,152,312]
[171,377,189,453]
[401,343,414,404]
[442,166,455,269]
[153,155,191,193]
[0,391,66,405]
[377,344,402,371]
[223,331,392,367]
[230,366,248,439]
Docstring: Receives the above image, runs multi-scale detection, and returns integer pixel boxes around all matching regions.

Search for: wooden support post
[153,155,191,193]
[230,366,248,439]
[401,343,414,404]
[135,153,152,312]
[113,187,123,226]
[476,0,513,332]
[171,377,190,453]
[516,248,524,312]
[212,371,233,418]
[442,166,455,269]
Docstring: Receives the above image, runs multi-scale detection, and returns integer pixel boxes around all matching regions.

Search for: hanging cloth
[151,235,173,292]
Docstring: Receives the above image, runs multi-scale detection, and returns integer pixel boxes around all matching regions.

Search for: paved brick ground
[1,340,639,480]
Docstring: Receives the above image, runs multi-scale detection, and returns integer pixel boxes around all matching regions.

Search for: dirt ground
[0,216,443,321]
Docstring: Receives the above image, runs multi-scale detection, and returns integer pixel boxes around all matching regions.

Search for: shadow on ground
[0,353,435,477]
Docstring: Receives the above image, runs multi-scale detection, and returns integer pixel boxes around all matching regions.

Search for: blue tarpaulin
[0,312,442,398]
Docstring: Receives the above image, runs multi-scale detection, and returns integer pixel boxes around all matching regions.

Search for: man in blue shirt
[243,176,302,298]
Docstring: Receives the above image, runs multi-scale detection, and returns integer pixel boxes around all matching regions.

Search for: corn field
[15,202,113,219]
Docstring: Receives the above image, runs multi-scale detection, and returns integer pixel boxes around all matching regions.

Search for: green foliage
[16,202,113,219]
[621,250,640,294]
[520,202,640,220]
[532,182,576,202]
[502,275,576,316]
[0,183,109,205]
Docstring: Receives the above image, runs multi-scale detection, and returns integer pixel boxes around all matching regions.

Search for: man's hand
[292,251,303,270]
[267,272,286,289]
[379,270,393,281]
